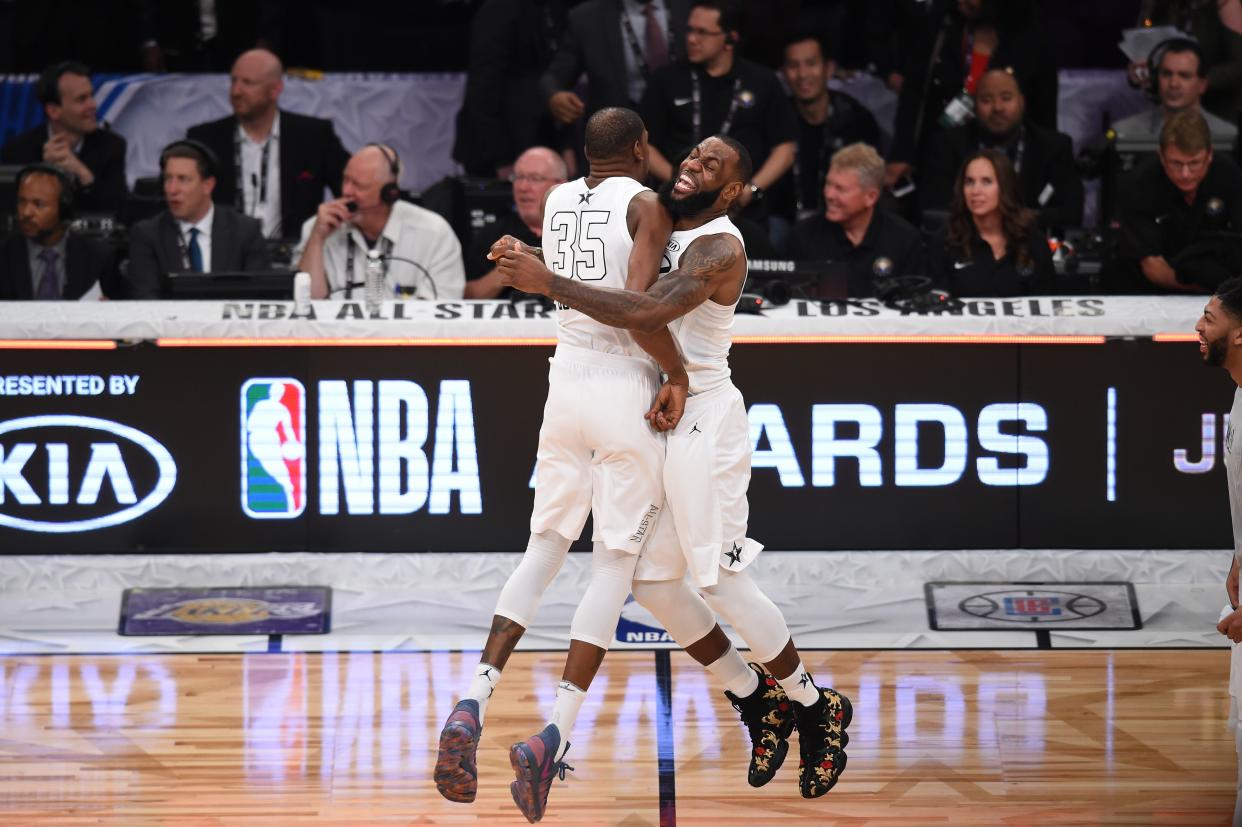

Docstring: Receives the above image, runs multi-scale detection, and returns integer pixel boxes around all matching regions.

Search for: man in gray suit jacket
[540,0,689,125]
[126,139,269,299]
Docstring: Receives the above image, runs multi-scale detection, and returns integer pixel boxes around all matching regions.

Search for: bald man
[295,144,465,300]
[920,68,1083,229]
[464,146,567,299]
[187,49,349,240]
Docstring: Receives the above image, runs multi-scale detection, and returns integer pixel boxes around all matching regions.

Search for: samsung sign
[0,415,176,533]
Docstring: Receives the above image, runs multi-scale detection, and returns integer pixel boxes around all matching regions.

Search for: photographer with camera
[786,142,924,298]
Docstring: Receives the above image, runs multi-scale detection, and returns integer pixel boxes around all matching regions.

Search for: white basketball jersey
[662,215,747,394]
[542,176,652,359]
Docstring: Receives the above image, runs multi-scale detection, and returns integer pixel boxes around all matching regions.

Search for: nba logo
[241,378,307,518]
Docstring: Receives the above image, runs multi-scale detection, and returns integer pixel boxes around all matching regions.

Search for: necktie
[644,2,669,70]
[36,248,61,299]
[187,227,204,272]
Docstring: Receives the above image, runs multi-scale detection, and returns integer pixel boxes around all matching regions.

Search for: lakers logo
[134,598,320,625]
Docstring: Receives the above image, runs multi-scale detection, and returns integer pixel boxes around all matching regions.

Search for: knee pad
[494,530,573,627]
[631,577,717,647]
[700,570,789,664]
[568,544,639,649]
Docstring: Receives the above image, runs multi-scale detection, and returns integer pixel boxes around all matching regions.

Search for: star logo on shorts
[798,671,812,688]
[579,191,594,204]
[725,543,742,566]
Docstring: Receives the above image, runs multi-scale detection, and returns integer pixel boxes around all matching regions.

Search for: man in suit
[186,48,350,241]
[125,140,270,300]
[0,164,113,300]
[0,61,128,214]
[540,0,689,127]
[919,68,1084,229]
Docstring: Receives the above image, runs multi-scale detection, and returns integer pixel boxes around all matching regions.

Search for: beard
[658,177,724,219]
[1205,334,1229,367]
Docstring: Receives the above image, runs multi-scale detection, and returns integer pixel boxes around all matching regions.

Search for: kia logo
[0,416,177,533]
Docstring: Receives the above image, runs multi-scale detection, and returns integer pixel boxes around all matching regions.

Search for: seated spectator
[541,0,689,129]
[454,0,570,179]
[186,49,350,241]
[640,0,796,231]
[921,68,1083,230]
[1112,38,1237,152]
[770,31,882,232]
[126,140,270,300]
[787,142,924,297]
[1128,1,1242,124]
[928,148,1054,297]
[296,144,465,301]
[886,0,1057,191]
[1,61,127,213]
[1118,110,1242,293]
[0,164,114,300]
[464,147,567,299]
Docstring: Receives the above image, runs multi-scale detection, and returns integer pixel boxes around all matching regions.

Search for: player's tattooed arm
[541,234,741,333]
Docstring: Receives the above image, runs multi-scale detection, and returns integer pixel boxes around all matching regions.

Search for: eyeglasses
[687,27,726,38]
[1162,156,1208,174]
[509,173,558,184]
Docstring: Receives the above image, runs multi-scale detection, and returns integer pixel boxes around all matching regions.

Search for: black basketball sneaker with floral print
[794,684,853,798]
[724,663,797,787]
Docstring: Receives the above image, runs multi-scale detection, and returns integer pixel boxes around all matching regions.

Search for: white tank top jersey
[541,175,653,359]
[1226,387,1242,562]
[661,214,747,394]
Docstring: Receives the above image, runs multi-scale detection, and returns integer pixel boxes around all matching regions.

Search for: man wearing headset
[0,163,114,300]
[1112,37,1237,153]
[294,144,465,301]
[125,139,270,300]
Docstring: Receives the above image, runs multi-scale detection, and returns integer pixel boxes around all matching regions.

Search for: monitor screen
[165,271,295,300]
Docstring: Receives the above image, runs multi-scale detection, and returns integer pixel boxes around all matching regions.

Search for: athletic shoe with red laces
[794,685,853,798]
[434,699,482,803]
[509,723,574,823]
[724,663,796,787]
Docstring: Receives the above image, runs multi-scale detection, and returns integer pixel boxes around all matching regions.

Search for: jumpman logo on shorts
[689,423,701,435]
[725,543,742,566]
[579,191,594,204]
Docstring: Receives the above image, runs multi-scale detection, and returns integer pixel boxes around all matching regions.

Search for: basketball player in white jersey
[1201,278,1242,824]
[497,135,853,800]
[434,108,693,820]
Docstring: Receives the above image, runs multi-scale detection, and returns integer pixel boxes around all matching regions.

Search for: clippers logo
[241,379,306,518]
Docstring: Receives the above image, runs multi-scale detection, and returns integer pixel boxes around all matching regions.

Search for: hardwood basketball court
[0,648,1231,825]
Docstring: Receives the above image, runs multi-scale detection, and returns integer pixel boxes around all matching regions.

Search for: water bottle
[364,248,384,316]
[292,271,311,316]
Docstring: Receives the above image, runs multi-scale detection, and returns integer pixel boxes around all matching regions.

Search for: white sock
[465,662,501,723]
[706,648,759,697]
[548,679,586,761]
[775,661,820,707]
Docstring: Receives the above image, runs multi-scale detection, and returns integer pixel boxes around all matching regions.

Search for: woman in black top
[929,148,1054,297]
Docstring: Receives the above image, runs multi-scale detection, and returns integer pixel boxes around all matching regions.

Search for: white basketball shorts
[528,344,667,553]
[636,380,763,588]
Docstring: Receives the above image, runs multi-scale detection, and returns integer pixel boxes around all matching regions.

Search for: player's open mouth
[674,172,697,195]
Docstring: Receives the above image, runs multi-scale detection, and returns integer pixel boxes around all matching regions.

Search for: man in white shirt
[295,144,465,300]
[126,139,268,299]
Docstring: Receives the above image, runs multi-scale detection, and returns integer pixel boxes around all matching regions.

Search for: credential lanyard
[233,132,272,215]
[690,71,742,143]
[618,0,674,78]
